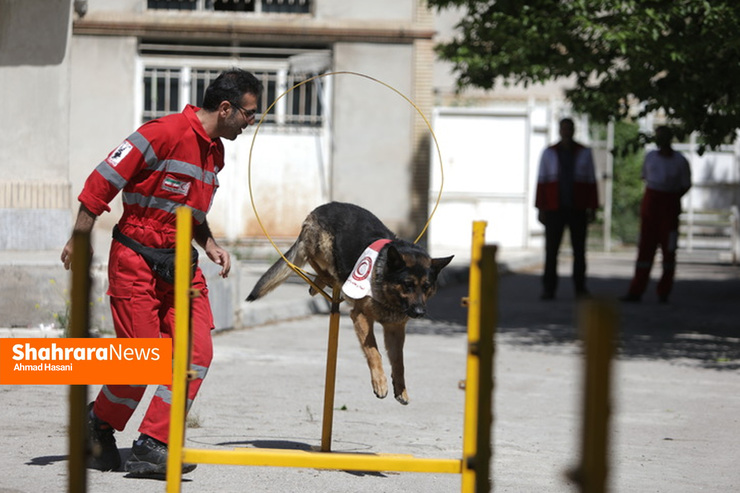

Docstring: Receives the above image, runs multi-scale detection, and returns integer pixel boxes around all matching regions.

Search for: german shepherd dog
[247,202,453,405]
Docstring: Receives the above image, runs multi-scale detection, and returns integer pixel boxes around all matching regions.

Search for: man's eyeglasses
[231,101,257,119]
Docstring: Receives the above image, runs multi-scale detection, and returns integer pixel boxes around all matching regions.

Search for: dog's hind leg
[383,323,409,405]
[350,308,388,400]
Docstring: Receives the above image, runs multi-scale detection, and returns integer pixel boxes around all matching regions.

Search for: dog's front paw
[372,375,388,399]
[394,389,409,405]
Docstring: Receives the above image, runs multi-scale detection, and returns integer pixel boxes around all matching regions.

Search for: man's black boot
[125,434,196,477]
[86,403,121,471]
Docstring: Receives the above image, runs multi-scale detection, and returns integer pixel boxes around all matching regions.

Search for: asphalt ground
[1,249,739,492]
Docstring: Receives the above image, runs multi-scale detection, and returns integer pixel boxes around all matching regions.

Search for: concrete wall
[0,62,71,181]
[69,35,139,256]
[331,43,415,236]
[315,0,413,20]
[88,0,142,12]
[0,0,74,251]
[0,0,76,327]
[0,0,71,66]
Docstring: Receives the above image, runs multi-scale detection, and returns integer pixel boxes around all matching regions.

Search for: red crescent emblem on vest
[351,256,373,281]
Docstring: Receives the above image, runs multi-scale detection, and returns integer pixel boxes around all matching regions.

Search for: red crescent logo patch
[351,256,373,281]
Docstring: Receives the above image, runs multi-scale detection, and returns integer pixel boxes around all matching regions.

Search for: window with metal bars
[141,65,323,126]
[146,0,311,14]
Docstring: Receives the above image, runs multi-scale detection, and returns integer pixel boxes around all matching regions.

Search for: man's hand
[194,218,230,277]
[61,205,96,270]
[205,242,231,278]
[60,239,76,271]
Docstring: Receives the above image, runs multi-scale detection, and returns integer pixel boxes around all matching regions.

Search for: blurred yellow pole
[461,221,486,492]
[68,231,91,493]
[320,288,342,452]
[166,207,193,493]
[475,244,497,493]
[577,299,617,493]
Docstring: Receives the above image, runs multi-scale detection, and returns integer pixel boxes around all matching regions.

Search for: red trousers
[93,240,214,443]
[627,190,682,299]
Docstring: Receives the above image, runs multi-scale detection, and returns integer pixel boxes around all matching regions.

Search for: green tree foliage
[610,121,644,244]
[429,0,740,151]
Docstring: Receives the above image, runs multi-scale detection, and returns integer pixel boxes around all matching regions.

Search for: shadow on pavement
[414,255,740,371]
[25,455,68,466]
[215,439,314,451]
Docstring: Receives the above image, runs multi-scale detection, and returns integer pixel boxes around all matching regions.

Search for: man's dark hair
[655,125,674,139]
[559,117,574,129]
[201,68,263,111]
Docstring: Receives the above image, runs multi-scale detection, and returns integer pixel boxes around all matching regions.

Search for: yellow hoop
[247,71,444,283]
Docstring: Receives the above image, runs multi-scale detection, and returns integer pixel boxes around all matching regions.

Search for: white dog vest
[341,239,392,300]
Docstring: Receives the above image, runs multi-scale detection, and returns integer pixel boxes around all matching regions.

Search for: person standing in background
[622,126,692,303]
[535,117,599,300]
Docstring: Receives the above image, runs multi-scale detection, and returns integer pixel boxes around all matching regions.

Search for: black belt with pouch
[112,225,198,284]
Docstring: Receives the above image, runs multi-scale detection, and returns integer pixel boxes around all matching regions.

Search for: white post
[604,121,614,252]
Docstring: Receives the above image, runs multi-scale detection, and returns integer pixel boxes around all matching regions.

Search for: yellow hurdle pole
[166,207,193,493]
[68,231,91,493]
[461,221,487,492]
[181,447,463,473]
[576,299,617,493]
[475,244,498,493]
[320,288,343,452]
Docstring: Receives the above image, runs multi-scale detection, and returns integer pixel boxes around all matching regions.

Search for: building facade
[2,0,437,256]
[0,0,437,328]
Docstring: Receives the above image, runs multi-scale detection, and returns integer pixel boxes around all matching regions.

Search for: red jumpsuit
[78,105,223,443]
[626,149,691,301]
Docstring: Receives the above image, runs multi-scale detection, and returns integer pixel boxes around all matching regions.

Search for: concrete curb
[0,327,64,338]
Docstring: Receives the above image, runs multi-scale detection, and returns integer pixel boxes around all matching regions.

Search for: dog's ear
[385,245,406,272]
[431,255,454,275]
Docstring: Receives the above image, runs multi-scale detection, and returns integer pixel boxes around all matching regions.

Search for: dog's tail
[246,238,307,301]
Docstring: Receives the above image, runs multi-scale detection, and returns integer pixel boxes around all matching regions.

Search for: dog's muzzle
[406,305,426,318]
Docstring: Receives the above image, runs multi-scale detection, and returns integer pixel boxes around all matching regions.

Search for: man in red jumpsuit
[622,126,692,303]
[61,69,262,476]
